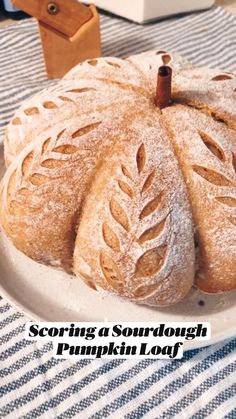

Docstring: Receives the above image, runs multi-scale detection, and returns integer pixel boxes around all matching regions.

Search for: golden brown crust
[162,105,236,292]
[1,106,140,271]
[1,50,236,305]
[4,78,142,166]
[73,111,195,306]
[4,51,189,166]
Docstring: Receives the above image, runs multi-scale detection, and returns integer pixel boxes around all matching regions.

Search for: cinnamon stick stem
[155,66,172,109]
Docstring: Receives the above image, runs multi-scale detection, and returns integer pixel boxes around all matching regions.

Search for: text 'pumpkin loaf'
[0,50,235,306]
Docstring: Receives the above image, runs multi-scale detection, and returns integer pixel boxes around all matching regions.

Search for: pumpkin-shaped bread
[0,50,235,306]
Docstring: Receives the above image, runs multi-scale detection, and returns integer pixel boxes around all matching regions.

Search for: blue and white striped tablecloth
[0,6,236,418]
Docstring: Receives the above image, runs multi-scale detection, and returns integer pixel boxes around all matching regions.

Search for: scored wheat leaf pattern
[102,222,120,252]
[138,215,168,244]
[134,245,168,278]
[11,88,99,126]
[194,131,236,216]
[99,250,123,293]
[109,199,130,232]
[6,122,102,215]
[100,143,168,297]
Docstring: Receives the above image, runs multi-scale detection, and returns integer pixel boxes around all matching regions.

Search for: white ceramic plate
[0,144,235,351]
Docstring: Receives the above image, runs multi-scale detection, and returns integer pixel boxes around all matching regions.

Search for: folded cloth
[0,300,235,418]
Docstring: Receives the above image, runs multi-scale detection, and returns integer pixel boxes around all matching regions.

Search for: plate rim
[1,279,235,352]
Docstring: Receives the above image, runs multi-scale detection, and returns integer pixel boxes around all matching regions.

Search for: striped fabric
[0,5,236,418]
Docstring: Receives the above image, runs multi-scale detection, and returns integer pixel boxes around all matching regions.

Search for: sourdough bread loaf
[0,50,235,305]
